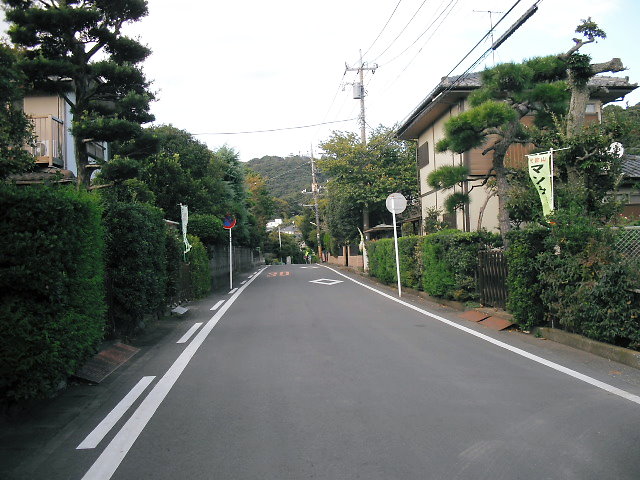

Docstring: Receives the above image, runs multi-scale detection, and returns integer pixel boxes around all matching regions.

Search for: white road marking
[228,288,238,294]
[80,267,268,480]
[210,300,225,311]
[76,376,156,450]
[240,280,246,285]
[176,323,203,344]
[309,278,343,285]
[322,265,640,406]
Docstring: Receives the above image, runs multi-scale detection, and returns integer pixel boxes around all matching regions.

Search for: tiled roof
[622,155,640,178]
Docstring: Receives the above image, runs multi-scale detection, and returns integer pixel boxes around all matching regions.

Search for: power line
[380,0,458,68]
[370,0,432,63]
[362,0,404,58]
[193,118,357,136]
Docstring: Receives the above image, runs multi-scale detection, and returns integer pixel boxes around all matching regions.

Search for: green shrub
[103,202,166,335]
[505,227,548,330]
[421,229,501,301]
[0,185,105,402]
[367,239,395,285]
[398,236,424,290]
[537,213,640,348]
[165,227,184,304]
[186,234,211,298]
[188,214,225,247]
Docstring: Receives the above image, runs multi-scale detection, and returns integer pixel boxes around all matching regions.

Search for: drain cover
[74,343,139,383]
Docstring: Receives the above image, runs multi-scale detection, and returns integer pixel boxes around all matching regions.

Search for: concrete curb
[534,327,640,370]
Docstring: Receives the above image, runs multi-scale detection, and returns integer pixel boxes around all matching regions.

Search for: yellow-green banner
[527,153,554,216]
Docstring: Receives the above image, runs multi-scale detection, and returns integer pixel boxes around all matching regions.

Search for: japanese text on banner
[527,153,553,216]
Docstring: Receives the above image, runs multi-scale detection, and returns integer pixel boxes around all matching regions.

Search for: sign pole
[229,227,233,290]
[391,197,402,298]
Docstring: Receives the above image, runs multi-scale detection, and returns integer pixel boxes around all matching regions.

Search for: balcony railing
[29,115,64,168]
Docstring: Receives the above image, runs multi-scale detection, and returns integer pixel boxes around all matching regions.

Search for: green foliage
[103,201,166,335]
[423,207,448,234]
[444,192,470,214]
[603,103,640,155]
[537,212,640,346]
[3,0,155,187]
[164,227,184,305]
[367,239,396,285]
[319,125,418,243]
[422,230,501,301]
[0,42,34,179]
[505,228,548,330]
[0,185,105,402]
[265,230,304,263]
[188,214,225,248]
[437,101,518,154]
[185,235,211,299]
[367,236,424,290]
[427,165,468,189]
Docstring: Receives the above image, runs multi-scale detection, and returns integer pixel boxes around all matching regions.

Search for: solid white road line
[228,288,238,294]
[322,265,640,406]
[76,376,156,450]
[210,300,225,311]
[176,323,203,344]
[80,267,268,480]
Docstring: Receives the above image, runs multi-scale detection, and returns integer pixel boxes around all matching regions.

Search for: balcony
[29,115,64,168]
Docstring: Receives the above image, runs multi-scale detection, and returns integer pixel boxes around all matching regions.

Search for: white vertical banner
[180,204,192,257]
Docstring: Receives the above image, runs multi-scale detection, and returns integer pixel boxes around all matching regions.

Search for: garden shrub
[505,227,548,331]
[165,227,185,305]
[186,234,211,299]
[0,185,105,402]
[188,214,225,248]
[537,212,640,348]
[398,236,424,290]
[367,239,395,285]
[421,229,501,301]
[103,201,166,335]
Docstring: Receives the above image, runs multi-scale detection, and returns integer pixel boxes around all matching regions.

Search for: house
[397,72,637,233]
[22,92,108,182]
[618,155,640,219]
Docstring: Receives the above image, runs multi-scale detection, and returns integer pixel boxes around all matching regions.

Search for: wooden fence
[477,250,508,309]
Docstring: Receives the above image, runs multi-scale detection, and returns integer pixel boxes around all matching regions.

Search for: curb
[534,327,640,370]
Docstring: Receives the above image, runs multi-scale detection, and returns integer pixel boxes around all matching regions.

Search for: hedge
[186,234,211,299]
[505,228,548,331]
[103,201,166,335]
[421,229,501,301]
[0,185,105,402]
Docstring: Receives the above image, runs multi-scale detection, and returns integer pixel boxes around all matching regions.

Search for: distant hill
[245,155,325,215]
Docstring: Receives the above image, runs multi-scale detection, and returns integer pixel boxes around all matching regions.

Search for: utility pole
[310,146,323,262]
[345,50,377,144]
[474,10,503,65]
[345,50,377,239]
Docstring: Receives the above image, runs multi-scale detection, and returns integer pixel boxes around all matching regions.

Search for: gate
[478,250,508,309]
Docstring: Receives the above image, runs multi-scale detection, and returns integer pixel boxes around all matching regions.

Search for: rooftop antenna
[474,10,503,65]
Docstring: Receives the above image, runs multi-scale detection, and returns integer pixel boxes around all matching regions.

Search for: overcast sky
[4,0,639,161]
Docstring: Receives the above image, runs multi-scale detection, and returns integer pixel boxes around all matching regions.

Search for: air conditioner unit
[34,140,49,157]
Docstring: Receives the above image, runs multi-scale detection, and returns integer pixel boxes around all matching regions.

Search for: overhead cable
[193,118,357,136]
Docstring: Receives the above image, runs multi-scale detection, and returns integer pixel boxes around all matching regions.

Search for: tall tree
[318,125,418,242]
[3,0,154,188]
[0,42,34,178]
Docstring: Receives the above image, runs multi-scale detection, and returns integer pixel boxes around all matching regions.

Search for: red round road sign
[223,215,237,229]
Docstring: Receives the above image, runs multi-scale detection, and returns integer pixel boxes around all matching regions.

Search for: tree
[0,42,34,179]
[318,125,418,242]
[435,57,569,239]
[245,169,274,249]
[3,0,155,188]
[603,103,640,155]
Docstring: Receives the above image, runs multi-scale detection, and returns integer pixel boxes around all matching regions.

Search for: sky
[3,0,639,162]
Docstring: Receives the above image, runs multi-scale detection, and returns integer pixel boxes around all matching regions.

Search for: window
[586,103,597,114]
[417,142,429,168]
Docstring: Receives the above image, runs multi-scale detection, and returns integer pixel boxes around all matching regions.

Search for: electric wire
[362,0,404,59]
[193,118,357,136]
[379,0,458,67]
[370,0,432,63]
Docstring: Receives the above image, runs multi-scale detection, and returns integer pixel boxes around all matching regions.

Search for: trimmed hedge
[505,228,548,331]
[103,202,166,335]
[367,236,424,289]
[421,229,501,301]
[186,234,211,299]
[0,185,105,402]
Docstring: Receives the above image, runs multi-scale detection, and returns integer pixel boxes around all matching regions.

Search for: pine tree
[3,0,154,188]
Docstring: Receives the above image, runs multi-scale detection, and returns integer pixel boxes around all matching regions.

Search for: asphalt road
[5,264,640,479]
